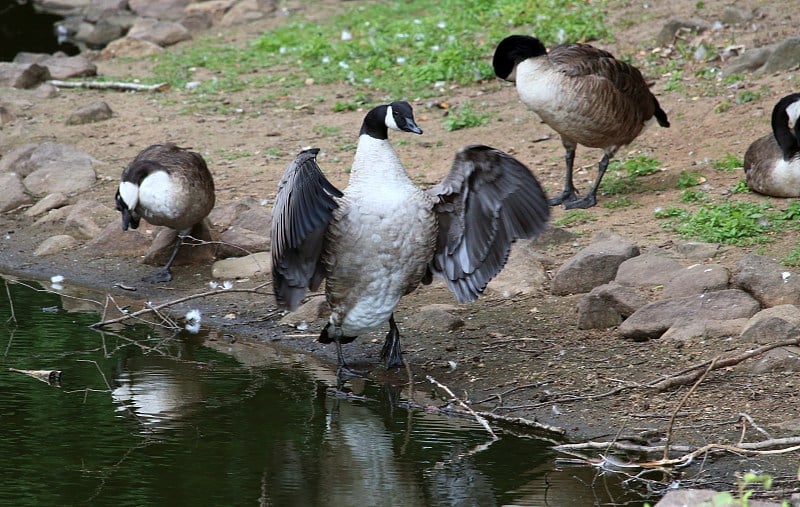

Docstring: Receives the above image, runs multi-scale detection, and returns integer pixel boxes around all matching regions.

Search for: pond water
[0,276,655,506]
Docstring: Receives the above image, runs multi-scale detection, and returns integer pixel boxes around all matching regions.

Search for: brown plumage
[743,93,800,197]
[115,143,215,282]
[493,35,669,209]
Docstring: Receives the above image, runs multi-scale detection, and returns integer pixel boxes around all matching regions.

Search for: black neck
[772,96,800,160]
[359,105,389,140]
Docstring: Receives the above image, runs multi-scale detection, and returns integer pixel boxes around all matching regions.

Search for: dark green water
[0,277,651,506]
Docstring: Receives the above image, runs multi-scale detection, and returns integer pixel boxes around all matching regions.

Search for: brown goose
[115,143,216,283]
[744,93,800,197]
[493,35,670,209]
[271,101,549,376]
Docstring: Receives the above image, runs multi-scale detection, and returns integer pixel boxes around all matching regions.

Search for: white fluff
[184,309,202,333]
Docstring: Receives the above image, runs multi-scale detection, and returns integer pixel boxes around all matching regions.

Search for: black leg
[547,147,578,206]
[332,327,369,379]
[142,235,183,283]
[564,154,610,209]
[380,314,404,369]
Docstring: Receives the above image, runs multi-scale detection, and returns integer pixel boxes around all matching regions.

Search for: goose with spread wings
[271,101,549,375]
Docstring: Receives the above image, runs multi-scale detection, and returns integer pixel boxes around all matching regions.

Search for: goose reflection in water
[111,355,204,432]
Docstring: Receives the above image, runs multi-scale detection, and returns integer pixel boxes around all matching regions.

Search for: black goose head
[360,101,423,140]
[772,93,800,160]
[492,35,548,81]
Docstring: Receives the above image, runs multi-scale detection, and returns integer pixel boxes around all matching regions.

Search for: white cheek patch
[385,105,399,131]
[786,100,800,126]
[119,181,139,209]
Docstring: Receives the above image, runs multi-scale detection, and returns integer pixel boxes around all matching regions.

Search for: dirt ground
[2,0,800,499]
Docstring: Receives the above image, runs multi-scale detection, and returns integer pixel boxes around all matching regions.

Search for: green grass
[148,0,609,101]
[599,154,661,195]
[732,179,750,193]
[443,101,491,131]
[711,153,743,171]
[553,210,597,227]
[655,201,780,246]
[677,170,705,189]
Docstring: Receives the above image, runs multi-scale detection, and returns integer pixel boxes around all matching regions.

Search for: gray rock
[487,240,550,297]
[671,241,723,260]
[220,0,276,26]
[721,6,754,25]
[143,220,216,267]
[660,319,748,341]
[99,37,164,59]
[0,173,33,212]
[656,18,711,47]
[85,221,150,257]
[24,192,69,217]
[278,296,327,328]
[618,289,761,341]
[0,143,38,175]
[661,263,729,299]
[734,254,800,307]
[0,62,51,89]
[128,18,192,47]
[20,143,99,197]
[760,37,800,75]
[37,55,97,79]
[33,205,73,227]
[34,0,91,16]
[34,235,78,256]
[35,82,59,98]
[66,101,113,125]
[577,282,649,330]
[73,18,124,47]
[64,200,117,239]
[615,250,684,288]
[212,251,271,279]
[725,47,773,75]
[749,346,800,374]
[551,231,640,296]
[213,201,271,257]
[655,488,780,507]
[183,0,235,30]
[740,305,800,345]
[403,304,464,332]
[128,0,191,20]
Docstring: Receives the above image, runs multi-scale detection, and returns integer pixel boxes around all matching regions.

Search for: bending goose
[743,93,800,197]
[271,101,549,374]
[493,35,670,209]
[115,143,216,283]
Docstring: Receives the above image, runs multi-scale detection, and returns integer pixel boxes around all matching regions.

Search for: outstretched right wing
[271,148,343,310]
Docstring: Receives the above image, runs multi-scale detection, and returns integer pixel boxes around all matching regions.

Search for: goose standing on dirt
[115,143,216,283]
[271,101,550,375]
[743,93,800,197]
[493,35,670,209]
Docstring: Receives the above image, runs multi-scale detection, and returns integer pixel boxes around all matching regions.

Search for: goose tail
[653,98,670,128]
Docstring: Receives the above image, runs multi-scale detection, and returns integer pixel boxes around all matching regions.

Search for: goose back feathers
[271,101,549,371]
[115,143,216,282]
[744,93,800,197]
[493,34,669,209]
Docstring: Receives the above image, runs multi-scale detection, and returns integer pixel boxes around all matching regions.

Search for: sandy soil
[2,0,800,500]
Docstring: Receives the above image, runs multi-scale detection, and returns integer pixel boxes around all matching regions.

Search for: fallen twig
[48,79,170,92]
[663,357,717,461]
[428,375,498,440]
[90,282,271,328]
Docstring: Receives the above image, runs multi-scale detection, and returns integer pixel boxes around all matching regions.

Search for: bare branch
[48,79,170,92]
[90,282,271,328]
[427,375,498,440]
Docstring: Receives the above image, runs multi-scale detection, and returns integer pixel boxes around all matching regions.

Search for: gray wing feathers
[429,145,550,303]
[271,148,343,310]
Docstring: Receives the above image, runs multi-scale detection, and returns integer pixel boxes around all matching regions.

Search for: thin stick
[3,279,16,325]
[90,282,270,328]
[662,357,717,461]
[47,79,170,92]
[427,375,498,440]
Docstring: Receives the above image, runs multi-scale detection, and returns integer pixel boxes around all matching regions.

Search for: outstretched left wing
[428,145,550,303]
[271,148,343,310]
